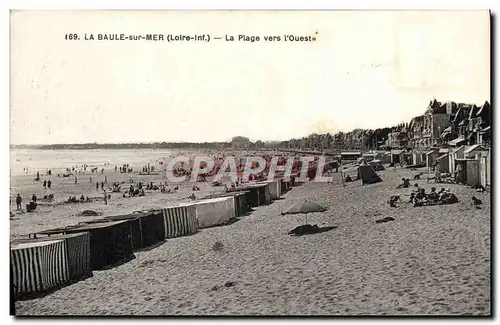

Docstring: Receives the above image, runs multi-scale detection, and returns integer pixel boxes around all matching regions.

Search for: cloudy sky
[10,10,490,144]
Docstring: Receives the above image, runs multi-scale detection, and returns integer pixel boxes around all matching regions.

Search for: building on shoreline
[386,124,408,149]
[280,98,490,168]
[443,101,491,147]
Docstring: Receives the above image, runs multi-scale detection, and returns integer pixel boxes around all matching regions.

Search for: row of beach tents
[10,177,293,300]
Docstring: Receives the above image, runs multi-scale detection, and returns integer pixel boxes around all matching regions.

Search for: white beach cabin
[179,196,236,229]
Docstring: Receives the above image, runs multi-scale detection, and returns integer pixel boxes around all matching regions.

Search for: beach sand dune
[14,168,490,315]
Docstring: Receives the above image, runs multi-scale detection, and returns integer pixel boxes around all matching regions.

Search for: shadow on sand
[135,240,167,253]
[12,273,94,302]
[99,254,136,271]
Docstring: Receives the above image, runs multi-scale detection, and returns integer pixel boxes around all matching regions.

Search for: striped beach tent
[274,173,290,194]
[14,232,92,283]
[275,178,285,194]
[37,220,135,270]
[162,205,198,239]
[227,184,270,207]
[11,239,69,298]
[227,186,258,207]
[179,197,235,229]
[104,210,166,249]
[57,232,92,281]
[10,262,15,315]
[257,180,280,200]
[102,214,145,251]
[226,192,249,217]
[134,210,166,247]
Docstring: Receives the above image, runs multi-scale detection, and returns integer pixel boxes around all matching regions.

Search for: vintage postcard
[10,10,491,316]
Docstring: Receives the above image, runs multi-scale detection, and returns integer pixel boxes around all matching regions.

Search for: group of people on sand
[67,195,92,203]
[13,192,57,212]
[95,181,106,191]
[141,165,155,174]
[42,179,52,189]
[118,164,133,173]
[14,193,38,212]
[409,185,459,207]
[66,193,111,204]
[33,170,52,181]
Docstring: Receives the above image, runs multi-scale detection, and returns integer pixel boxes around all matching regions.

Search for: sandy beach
[9,9,492,317]
[13,165,490,316]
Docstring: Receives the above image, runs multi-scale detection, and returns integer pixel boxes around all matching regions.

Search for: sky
[10,10,490,144]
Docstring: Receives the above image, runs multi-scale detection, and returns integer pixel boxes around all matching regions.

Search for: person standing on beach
[75,176,78,184]
[115,166,117,173]
[43,180,47,189]
[101,181,104,190]
[16,194,22,210]
[90,176,92,183]
[434,166,441,183]
[96,182,99,191]
[32,194,37,202]
[47,180,51,189]
[455,163,464,184]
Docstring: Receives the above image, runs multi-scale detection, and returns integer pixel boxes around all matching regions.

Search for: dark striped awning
[11,239,69,298]
[13,232,92,283]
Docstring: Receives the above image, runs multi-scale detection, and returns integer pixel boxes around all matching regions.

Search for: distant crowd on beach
[11,151,338,215]
[12,158,187,215]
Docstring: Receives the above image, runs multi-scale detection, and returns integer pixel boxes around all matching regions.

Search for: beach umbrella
[281,199,327,224]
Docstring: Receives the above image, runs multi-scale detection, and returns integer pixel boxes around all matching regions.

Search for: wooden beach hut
[390,150,404,165]
[436,153,450,174]
[179,197,235,229]
[436,148,451,173]
[449,146,466,175]
[341,152,362,162]
[426,149,440,168]
[464,144,490,159]
[11,239,69,298]
[479,148,491,189]
[455,158,481,186]
[380,151,392,164]
[13,232,92,284]
[36,220,135,270]
[361,152,380,162]
[162,205,199,239]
